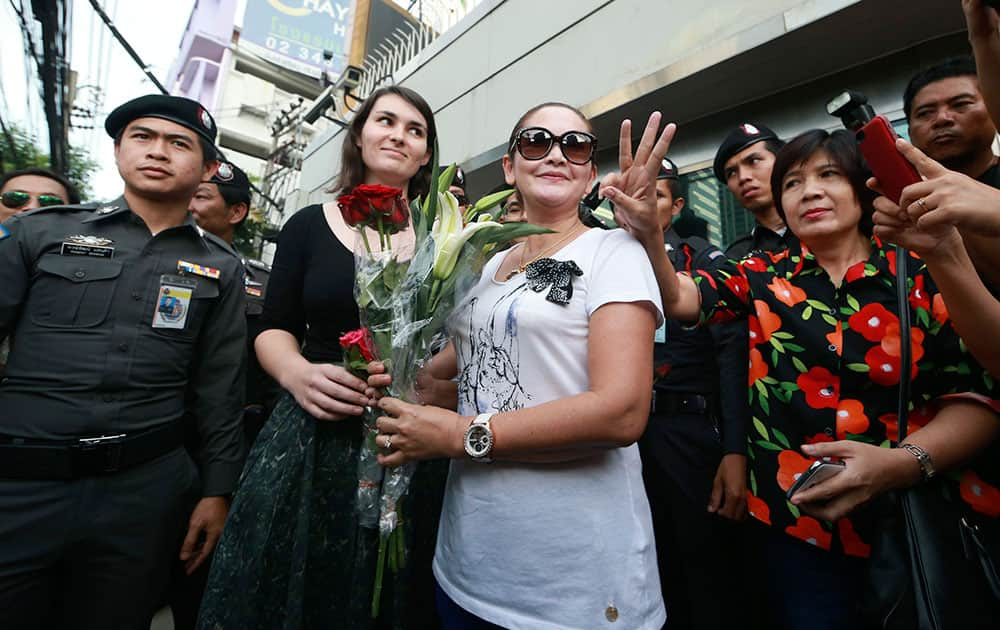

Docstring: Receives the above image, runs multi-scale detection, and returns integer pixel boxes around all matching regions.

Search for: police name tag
[61,235,114,258]
[153,275,196,329]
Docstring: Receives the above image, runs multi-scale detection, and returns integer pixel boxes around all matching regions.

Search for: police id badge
[153,275,196,329]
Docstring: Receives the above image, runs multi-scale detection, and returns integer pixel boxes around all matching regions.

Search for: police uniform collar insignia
[177,259,221,280]
[97,205,119,215]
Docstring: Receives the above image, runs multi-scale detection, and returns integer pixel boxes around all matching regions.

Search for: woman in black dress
[197,86,448,629]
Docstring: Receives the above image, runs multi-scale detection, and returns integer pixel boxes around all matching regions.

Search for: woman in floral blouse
[603,119,1000,630]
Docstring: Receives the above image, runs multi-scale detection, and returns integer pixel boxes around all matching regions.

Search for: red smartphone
[785,459,846,499]
[827,91,920,204]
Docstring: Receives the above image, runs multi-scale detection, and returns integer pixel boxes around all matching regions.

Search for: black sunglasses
[1,191,65,209]
[509,127,597,165]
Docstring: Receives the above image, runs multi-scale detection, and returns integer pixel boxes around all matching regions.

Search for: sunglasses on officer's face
[1,191,65,209]
[509,127,597,165]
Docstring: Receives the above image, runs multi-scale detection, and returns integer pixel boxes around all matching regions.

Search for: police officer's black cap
[105,94,219,150]
[440,165,466,190]
[207,161,250,193]
[713,123,781,182]
[657,157,680,180]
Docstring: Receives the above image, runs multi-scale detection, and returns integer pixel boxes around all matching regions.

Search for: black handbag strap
[895,244,912,442]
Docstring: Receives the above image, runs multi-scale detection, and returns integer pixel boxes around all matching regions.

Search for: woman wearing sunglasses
[369,102,666,629]
[0,168,79,221]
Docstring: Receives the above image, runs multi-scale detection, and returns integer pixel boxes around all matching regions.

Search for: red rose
[340,184,409,232]
[381,195,410,233]
[337,192,369,227]
[848,303,896,342]
[354,184,403,211]
[796,366,839,409]
[339,328,376,362]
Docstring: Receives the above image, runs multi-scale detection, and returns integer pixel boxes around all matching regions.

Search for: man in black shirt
[0,95,246,629]
[714,123,798,259]
[905,56,1000,285]
[638,158,751,630]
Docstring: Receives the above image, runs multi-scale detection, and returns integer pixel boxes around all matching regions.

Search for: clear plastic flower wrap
[339,161,551,617]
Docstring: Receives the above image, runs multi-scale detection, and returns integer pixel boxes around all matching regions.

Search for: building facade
[296,0,974,250]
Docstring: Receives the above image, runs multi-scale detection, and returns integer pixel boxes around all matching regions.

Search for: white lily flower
[432,213,501,280]
[430,191,462,244]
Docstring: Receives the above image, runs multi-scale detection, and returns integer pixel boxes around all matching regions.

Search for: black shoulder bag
[866,245,1000,630]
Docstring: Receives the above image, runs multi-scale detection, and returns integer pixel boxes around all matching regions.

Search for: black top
[724,224,799,260]
[654,229,749,455]
[0,197,247,495]
[258,204,359,363]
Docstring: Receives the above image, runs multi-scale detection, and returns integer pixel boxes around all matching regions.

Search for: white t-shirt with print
[434,228,667,630]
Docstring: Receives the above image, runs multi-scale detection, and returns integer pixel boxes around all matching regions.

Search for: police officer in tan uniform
[0,94,246,630]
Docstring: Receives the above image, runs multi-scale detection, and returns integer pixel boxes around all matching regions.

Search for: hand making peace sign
[599,112,677,243]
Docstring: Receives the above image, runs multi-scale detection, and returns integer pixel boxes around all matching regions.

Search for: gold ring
[916,197,929,212]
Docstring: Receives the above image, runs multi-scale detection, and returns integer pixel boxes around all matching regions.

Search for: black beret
[657,157,679,180]
[207,161,250,193]
[105,94,219,150]
[440,165,466,190]
[713,123,781,182]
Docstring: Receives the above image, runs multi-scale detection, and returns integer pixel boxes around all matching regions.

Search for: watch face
[464,424,493,458]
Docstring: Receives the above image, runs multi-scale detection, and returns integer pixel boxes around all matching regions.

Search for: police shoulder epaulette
[247,258,271,272]
[201,230,241,259]
[18,202,91,218]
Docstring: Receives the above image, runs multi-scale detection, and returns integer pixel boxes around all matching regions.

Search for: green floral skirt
[197,393,448,630]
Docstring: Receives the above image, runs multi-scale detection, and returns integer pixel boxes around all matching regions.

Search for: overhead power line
[87,0,167,94]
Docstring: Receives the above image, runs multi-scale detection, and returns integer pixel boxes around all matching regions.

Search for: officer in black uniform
[638,158,752,630]
[0,94,246,630]
[713,123,799,259]
[189,160,279,443]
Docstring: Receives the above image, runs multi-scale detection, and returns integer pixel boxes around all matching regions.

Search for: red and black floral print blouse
[694,238,1000,557]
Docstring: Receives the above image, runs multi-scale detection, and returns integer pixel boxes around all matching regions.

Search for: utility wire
[87,0,167,94]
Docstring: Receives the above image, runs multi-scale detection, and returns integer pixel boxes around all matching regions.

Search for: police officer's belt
[650,391,711,415]
[0,423,183,480]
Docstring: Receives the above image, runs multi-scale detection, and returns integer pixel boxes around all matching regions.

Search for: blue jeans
[755,523,874,630]
[436,584,505,630]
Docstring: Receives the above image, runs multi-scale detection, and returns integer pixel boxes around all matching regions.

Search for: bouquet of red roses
[338,161,547,616]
